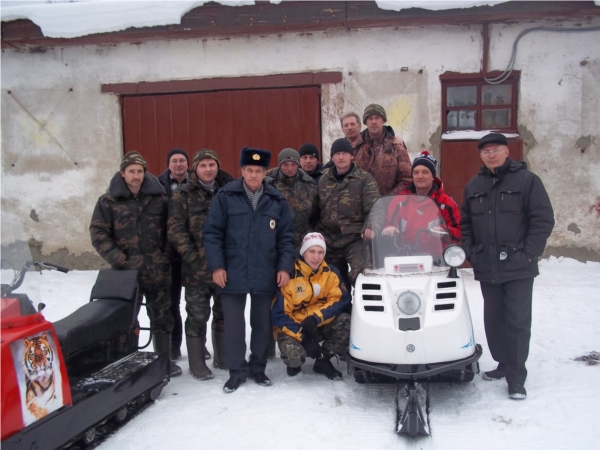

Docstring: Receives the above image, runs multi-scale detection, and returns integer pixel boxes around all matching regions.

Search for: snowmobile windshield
[364,194,452,275]
[1,209,41,315]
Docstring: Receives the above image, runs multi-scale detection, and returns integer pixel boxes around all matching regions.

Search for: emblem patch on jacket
[269,219,276,230]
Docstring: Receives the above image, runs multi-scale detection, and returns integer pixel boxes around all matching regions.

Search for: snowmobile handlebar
[34,261,70,273]
[2,260,69,296]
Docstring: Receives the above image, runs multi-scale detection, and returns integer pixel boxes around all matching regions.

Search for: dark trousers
[480,278,534,385]
[143,288,174,335]
[221,293,272,380]
[169,258,183,350]
[326,238,364,292]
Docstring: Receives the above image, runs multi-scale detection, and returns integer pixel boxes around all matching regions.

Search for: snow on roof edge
[0,0,518,40]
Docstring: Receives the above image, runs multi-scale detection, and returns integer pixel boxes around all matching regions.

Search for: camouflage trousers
[325,238,365,291]
[143,289,174,335]
[277,313,351,369]
[184,286,224,337]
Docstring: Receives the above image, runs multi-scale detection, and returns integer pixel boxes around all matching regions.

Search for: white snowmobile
[347,194,482,437]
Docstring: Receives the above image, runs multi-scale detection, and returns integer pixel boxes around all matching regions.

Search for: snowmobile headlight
[443,245,466,268]
[396,291,421,315]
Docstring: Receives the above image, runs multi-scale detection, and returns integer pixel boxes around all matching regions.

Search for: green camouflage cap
[362,103,387,124]
[193,148,220,170]
[120,151,147,171]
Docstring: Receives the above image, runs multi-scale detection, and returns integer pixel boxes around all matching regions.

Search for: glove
[301,336,322,360]
[300,315,319,337]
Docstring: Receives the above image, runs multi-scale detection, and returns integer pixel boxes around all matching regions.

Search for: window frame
[440,72,519,133]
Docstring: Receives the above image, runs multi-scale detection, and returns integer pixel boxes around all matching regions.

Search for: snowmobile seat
[54,269,140,357]
[53,299,133,357]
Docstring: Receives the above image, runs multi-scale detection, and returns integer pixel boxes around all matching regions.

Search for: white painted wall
[2,17,599,266]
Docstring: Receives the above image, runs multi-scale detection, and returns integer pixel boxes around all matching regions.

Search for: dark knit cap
[239,147,271,169]
[166,148,190,166]
[278,148,300,166]
[330,138,354,157]
[193,149,220,170]
[412,151,438,178]
[477,133,508,150]
[120,151,147,171]
[298,143,320,159]
[362,103,387,124]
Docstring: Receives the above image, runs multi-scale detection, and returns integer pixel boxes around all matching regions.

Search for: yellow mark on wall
[387,96,414,133]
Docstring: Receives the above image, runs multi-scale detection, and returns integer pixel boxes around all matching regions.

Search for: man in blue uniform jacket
[203,147,295,393]
[461,133,554,401]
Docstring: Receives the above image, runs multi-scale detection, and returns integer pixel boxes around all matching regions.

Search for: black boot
[313,357,343,381]
[186,335,214,380]
[482,363,506,381]
[287,366,302,377]
[153,333,182,377]
[212,328,227,370]
[170,346,182,361]
[223,376,245,393]
[508,382,527,400]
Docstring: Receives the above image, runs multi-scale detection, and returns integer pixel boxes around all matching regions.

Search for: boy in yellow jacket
[271,232,351,379]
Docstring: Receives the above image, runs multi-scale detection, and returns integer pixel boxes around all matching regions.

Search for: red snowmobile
[1,252,170,449]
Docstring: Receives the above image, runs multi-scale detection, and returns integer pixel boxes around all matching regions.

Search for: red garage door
[122,86,322,177]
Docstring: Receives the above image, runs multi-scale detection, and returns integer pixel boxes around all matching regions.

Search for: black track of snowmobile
[2,352,169,450]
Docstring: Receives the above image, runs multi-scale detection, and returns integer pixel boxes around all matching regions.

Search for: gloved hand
[301,336,322,360]
[300,315,319,337]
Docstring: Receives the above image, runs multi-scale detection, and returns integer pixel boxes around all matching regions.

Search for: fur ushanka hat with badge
[239,147,271,169]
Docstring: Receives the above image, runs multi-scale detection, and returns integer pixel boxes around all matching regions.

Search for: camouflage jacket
[266,168,319,250]
[167,170,233,288]
[90,172,171,292]
[353,127,412,196]
[316,163,380,249]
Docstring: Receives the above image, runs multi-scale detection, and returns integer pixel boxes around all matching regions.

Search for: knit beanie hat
[298,143,319,159]
[330,138,354,157]
[278,148,300,167]
[120,151,147,171]
[362,103,387,124]
[412,151,438,178]
[166,148,190,166]
[300,232,327,257]
[193,148,220,170]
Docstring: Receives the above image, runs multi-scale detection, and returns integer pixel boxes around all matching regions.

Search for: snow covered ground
[25,257,600,449]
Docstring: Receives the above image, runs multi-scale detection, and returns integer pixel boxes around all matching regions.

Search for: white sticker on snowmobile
[393,263,425,273]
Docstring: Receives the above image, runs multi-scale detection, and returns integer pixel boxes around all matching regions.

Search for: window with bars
[441,73,519,133]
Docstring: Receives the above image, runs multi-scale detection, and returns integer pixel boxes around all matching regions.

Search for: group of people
[89,103,554,400]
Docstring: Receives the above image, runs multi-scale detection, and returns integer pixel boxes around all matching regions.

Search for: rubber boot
[186,335,214,380]
[267,332,276,360]
[212,328,227,370]
[153,333,182,377]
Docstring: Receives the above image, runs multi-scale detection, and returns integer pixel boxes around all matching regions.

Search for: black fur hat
[239,147,271,168]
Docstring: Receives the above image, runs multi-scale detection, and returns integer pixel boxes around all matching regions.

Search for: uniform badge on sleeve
[269,219,276,230]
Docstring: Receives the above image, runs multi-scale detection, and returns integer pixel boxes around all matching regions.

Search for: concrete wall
[2,17,599,267]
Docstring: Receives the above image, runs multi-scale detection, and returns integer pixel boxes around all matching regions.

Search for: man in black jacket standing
[461,133,554,400]
[158,148,193,361]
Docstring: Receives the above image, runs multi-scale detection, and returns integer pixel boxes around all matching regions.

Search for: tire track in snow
[345,381,405,448]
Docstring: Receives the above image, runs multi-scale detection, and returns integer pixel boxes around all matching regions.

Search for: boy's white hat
[300,232,326,256]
